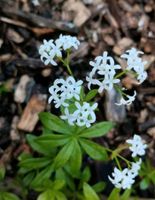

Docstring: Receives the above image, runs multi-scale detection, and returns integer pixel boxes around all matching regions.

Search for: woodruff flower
[39,35,80,66]
[61,102,98,128]
[86,51,121,93]
[108,167,135,189]
[39,39,62,66]
[126,134,147,157]
[48,77,83,108]
[121,47,147,84]
[55,34,80,50]
[108,158,142,189]
[115,91,137,106]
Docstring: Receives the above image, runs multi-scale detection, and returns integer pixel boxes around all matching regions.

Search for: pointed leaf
[39,112,75,134]
[108,188,120,200]
[80,121,114,138]
[55,191,67,200]
[68,140,82,177]
[92,182,105,193]
[83,183,100,200]
[27,134,54,155]
[79,139,108,161]
[121,189,131,200]
[35,134,69,148]
[37,190,55,200]
[2,192,20,200]
[19,157,51,170]
[53,140,75,169]
[31,165,53,188]
[52,180,65,190]
[84,89,98,101]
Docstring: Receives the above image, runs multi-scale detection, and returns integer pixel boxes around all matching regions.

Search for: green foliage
[18,111,114,199]
[79,139,108,161]
[0,192,20,200]
[39,112,75,134]
[139,159,155,190]
[0,163,6,181]
[83,183,100,200]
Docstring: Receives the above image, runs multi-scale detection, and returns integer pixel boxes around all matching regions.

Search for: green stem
[115,157,122,170]
[115,70,128,79]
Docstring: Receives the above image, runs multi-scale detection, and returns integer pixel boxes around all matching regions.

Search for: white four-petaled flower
[121,47,147,84]
[61,102,98,128]
[86,51,121,93]
[126,134,147,157]
[39,35,80,66]
[48,77,83,108]
[115,91,137,106]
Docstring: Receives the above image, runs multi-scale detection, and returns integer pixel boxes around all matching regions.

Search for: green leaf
[108,188,120,200]
[92,182,105,193]
[53,140,75,169]
[22,171,36,187]
[39,112,75,134]
[79,139,108,161]
[52,180,65,190]
[148,170,155,184]
[35,134,69,148]
[68,140,82,177]
[2,192,20,200]
[140,178,150,190]
[84,89,98,101]
[120,189,131,200]
[19,157,51,170]
[81,167,91,182]
[83,183,100,200]
[55,191,67,200]
[0,163,5,180]
[55,169,75,191]
[31,165,53,188]
[80,86,85,101]
[27,134,55,155]
[37,190,55,200]
[79,121,114,138]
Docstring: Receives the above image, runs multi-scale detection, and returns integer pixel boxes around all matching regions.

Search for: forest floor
[0,0,155,199]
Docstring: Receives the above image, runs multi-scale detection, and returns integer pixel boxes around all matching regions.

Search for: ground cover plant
[0,1,155,200]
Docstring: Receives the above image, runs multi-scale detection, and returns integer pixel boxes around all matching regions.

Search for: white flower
[74,102,98,127]
[121,48,147,83]
[86,71,100,90]
[108,167,135,189]
[63,77,83,100]
[126,134,147,157]
[137,70,147,84]
[98,75,120,93]
[55,34,80,50]
[60,108,76,125]
[39,39,62,66]
[61,102,98,127]
[129,159,142,178]
[115,91,137,106]
[87,51,121,92]
[48,77,83,108]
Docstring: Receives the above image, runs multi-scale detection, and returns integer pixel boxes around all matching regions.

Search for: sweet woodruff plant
[16,35,148,200]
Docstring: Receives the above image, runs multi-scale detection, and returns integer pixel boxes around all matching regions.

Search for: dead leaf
[63,0,91,27]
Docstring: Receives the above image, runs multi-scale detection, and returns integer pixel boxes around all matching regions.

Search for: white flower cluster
[39,35,80,66]
[126,134,147,158]
[121,48,147,84]
[109,134,147,189]
[48,76,83,108]
[86,51,121,93]
[115,91,137,106]
[86,48,147,106]
[108,159,142,189]
[61,102,98,128]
